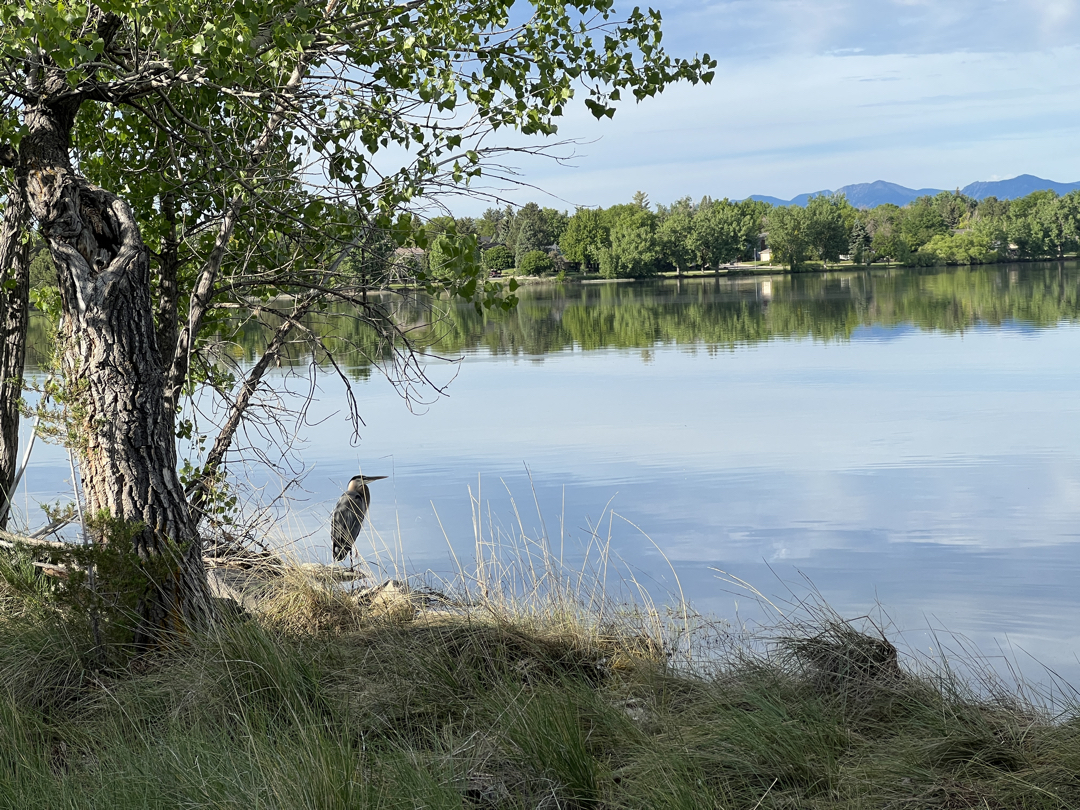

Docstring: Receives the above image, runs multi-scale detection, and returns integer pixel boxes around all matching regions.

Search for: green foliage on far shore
[483,244,515,273]
[516,250,554,277]
[459,187,1080,277]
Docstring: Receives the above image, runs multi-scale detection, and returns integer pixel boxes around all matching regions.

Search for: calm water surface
[18,263,1080,684]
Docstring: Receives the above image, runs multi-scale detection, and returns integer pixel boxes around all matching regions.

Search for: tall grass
[3,503,1080,809]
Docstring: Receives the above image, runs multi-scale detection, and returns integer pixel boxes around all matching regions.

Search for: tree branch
[185,304,309,522]
[164,2,346,413]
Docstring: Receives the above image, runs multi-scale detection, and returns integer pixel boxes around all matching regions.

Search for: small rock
[355,579,415,621]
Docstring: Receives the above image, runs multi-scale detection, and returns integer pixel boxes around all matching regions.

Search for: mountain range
[747,175,1080,208]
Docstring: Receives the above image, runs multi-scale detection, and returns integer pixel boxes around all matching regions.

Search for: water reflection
[19,261,1080,686]
[306,261,1080,356]
[29,261,1080,371]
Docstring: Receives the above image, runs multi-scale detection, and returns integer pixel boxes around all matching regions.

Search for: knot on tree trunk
[27,167,82,241]
[74,187,120,272]
[28,170,149,331]
[29,170,122,274]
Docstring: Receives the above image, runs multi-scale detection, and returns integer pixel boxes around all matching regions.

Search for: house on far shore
[751,232,770,262]
[389,246,425,282]
[393,246,425,263]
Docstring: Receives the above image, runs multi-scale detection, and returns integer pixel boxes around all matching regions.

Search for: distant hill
[747,182,940,208]
[743,175,1080,208]
[960,174,1080,200]
[835,180,943,208]
[787,190,834,207]
[747,194,792,206]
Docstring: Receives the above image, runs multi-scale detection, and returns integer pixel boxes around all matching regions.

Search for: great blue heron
[330,474,387,562]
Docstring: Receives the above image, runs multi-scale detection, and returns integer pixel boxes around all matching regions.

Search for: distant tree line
[848,190,1080,267]
[755,188,1080,270]
[414,187,1080,279]
[421,192,768,278]
[421,203,570,278]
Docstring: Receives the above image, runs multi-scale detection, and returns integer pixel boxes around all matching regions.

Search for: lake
[17,262,1080,687]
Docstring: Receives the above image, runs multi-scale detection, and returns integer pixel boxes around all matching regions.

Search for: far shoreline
[488,254,1080,285]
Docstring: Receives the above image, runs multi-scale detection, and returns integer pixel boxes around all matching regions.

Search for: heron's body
[330,474,386,561]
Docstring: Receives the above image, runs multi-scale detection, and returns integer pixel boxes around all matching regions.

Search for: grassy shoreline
[2,554,1079,810]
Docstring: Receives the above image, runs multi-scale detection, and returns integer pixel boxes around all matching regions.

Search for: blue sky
[450,0,1080,214]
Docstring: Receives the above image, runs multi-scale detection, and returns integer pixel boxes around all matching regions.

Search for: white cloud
[450,44,1080,213]
[661,0,1080,58]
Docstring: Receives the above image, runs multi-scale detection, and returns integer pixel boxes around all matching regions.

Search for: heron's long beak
[358,475,388,482]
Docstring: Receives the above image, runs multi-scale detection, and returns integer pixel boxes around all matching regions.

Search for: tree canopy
[465,185,1080,277]
[0,0,715,640]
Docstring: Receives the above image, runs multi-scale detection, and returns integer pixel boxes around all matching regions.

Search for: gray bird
[330,474,387,561]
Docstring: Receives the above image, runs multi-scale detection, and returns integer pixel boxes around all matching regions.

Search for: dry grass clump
[256,564,372,636]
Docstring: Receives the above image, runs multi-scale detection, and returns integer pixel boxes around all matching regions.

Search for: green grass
[2,552,1080,809]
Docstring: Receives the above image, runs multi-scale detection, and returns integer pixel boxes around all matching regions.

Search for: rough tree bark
[155,192,181,372]
[0,183,31,530]
[19,90,211,641]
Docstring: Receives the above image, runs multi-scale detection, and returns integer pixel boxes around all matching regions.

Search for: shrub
[917,229,1001,265]
[482,245,514,271]
[516,250,554,276]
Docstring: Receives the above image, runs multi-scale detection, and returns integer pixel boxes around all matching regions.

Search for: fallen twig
[0,528,69,550]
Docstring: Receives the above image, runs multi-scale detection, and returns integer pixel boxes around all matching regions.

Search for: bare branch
[164,2,347,413]
[185,301,313,520]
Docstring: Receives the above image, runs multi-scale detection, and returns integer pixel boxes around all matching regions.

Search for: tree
[599,205,660,278]
[512,203,551,264]
[428,233,481,280]
[1006,191,1057,259]
[483,206,517,244]
[1035,192,1080,259]
[560,208,609,271]
[804,194,852,268]
[517,250,553,276]
[0,187,30,530]
[482,245,515,272]
[0,0,714,642]
[930,190,976,229]
[505,202,568,264]
[689,198,743,269]
[735,199,770,260]
[426,216,459,237]
[865,204,907,263]
[479,207,511,240]
[542,208,570,245]
[765,206,810,271]
[976,196,1010,222]
[849,218,871,266]
[901,197,949,251]
[656,197,694,273]
[917,217,1004,265]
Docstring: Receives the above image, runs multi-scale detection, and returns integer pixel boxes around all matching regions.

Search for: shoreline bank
[1,557,1077,808]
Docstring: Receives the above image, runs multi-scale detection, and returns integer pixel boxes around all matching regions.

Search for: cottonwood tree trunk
[155,192,181,373]
[0,183,31,530]
[21,97,211,642]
